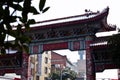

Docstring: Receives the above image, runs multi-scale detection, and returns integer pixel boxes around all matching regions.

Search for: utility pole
[60,69,62,80]
[59,64,63,80]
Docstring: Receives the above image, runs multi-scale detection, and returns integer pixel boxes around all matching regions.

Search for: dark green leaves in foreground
[39,0,50,13]
[108,33,120,67]
[0,0,49,54]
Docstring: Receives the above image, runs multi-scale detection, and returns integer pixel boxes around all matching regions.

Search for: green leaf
[39,0,46,11]
[10,16,17,23]
[24,23,30,31]
[22,11,28,22]
[23,44,29,54]
[0,33,6,44]
[22,0,31,22]
[1,48,6,55]
[20,35,31,44]
[8,30,17,38]
[108,33,120,67]
[0,6,4,19]
[10,4,23,11]
[30,6,39,14]
[16,24,23,36]
[5,23,12,32]
[42,7,50,13]
[4,7,10,23]
[13,0,24,3]
[4,42,13,49]
[27,19,36,25]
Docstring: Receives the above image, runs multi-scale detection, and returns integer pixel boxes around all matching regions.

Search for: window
[31,68,34,75]
[45,57,48,64]
[44,77,48,80]
[46,51,48,54]
[45,67,48,74]
[36,76,39,80]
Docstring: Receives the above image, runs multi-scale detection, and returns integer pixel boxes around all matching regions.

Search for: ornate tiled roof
[30,7,115,31]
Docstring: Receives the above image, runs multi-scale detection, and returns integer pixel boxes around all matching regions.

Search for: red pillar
[86,36,95,80]
[21,53,29,80]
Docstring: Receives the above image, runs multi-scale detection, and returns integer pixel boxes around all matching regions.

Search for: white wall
[96,69,118,79]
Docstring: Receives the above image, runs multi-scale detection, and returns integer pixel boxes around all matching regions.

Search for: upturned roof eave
[30,7,111,31]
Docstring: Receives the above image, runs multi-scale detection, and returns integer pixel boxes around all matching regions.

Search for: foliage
[108,33,120,67]
[49,71,60,80]
[0,0,49,54]
[49,67,77,80]
[62,67,77,80]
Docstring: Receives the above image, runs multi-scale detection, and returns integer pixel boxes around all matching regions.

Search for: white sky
[31,0,120,28]
[54,49,80,62]
[96,69,118,79]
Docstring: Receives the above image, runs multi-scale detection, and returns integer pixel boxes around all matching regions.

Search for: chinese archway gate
[0,7,117,80]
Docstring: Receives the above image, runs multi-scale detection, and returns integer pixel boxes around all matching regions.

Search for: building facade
[51,51,76,72]
[28,51,51,80]
[40,51,51,80]
[77,50,86,78]
[51,51,67,69]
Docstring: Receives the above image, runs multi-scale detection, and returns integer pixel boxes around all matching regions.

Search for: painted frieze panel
[26,23,100,43]
[0,53,23,75]
[0,53,22,69]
